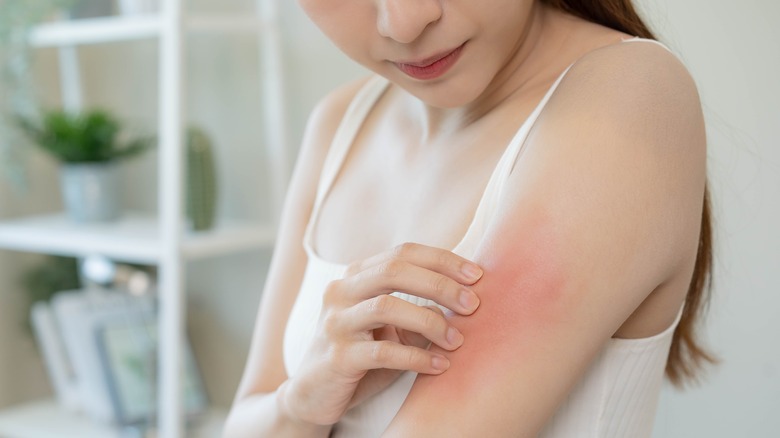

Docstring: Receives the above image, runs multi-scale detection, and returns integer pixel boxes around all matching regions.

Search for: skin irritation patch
[415,209,575,398]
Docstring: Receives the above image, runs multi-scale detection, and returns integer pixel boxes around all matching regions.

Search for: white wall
[0,48,67,408]
[634,1,780,436]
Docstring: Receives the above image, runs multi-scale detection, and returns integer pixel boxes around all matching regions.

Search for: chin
[396,74,488,109]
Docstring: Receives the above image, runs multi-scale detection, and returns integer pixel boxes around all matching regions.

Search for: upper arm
[233,77,372,399]
[384,43,706,436]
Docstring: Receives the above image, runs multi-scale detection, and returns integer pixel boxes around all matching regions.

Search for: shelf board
[30,15,162,47]
[0,213,275,264]
[29,15,270,48]
[0,399,226,438]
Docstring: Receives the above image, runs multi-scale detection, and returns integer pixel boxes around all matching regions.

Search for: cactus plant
[186,127,217,231]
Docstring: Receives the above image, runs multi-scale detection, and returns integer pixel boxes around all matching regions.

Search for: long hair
[540,0,716,387]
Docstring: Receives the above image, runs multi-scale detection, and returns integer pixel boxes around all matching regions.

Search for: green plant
[16,108,153,163]
[186,127,218,231]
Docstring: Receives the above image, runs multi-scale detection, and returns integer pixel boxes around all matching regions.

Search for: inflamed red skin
[420,210,574,406]
[382,199,611,437]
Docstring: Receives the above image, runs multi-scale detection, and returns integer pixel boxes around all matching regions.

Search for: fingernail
[447,326,464,347]
[461,263,483,281]
[432,355,450,371]
[459,288,480,312]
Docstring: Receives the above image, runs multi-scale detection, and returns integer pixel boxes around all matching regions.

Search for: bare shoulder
[521,38,707,281]
[548,39,705,140]
[285,75,375,220]
[539,37,707,187]
[300,76,374,163]
[581,38,698,87]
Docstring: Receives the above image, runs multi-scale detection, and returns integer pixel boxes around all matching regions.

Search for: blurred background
[0,0,777,437]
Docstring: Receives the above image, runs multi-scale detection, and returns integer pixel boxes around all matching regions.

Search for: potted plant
[17,108,153,223]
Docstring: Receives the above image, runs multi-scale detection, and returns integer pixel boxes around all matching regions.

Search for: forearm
[222,383,333,438]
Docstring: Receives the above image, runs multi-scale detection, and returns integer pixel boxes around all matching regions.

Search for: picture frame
[94,316,208,427]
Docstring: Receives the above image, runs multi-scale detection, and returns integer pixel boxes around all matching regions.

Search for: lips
[393,43,466,80]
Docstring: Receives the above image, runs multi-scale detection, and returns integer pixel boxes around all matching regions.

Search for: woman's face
[298,0,538,108]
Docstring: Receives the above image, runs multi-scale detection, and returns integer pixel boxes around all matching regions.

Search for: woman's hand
[278,242,483,426]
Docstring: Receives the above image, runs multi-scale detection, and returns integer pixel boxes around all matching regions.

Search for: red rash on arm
[382,204,602,438]
[419,209,574,401]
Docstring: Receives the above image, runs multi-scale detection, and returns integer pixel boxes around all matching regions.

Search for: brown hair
[540,0,716,386]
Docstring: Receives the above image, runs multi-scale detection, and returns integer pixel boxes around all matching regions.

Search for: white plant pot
[117,0,159,16]
[60,162,122,223]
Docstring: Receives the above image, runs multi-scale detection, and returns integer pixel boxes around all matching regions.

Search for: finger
[398,305,448,349]
[345,242,483,286]
[342,259,481,315]
[344,296,463,351]
[351,340,451,375]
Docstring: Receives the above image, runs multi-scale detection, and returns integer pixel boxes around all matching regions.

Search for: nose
[376,0,443,44]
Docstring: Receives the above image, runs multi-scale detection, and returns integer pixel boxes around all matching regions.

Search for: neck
[409,4,570,143]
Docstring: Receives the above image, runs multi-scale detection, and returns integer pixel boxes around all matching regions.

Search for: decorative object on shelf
[81,254,157,296]
[186,126,218,232]
[28,256,158,420]
[117,0,159,16]
[19,255,81,332]
[18,255,156,334]
[31,289,208,426]
[60,161,123,222]
[17,108,154,223]
[0,0,73,190]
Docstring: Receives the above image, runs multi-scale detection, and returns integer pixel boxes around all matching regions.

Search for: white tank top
[284,38,683,437]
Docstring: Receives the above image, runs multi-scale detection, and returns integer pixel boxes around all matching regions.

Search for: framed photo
[47,289,159,422]
[94,316,208,426]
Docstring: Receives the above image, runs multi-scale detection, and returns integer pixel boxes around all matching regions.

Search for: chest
[312,116,513,265]
[310,81,555,265]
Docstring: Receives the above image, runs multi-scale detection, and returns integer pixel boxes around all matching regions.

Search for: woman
[224,0,714,436]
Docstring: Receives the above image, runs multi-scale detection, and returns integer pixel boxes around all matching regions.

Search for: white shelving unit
[28,14,272,47]
[0,1,288,437]
[0,213,275,264]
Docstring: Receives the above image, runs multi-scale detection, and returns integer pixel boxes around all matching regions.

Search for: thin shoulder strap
[620,36,675,53]
[485,37,675,198]
[453,65,573,255]
[482,65,572,203]
[304,76,391,262]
